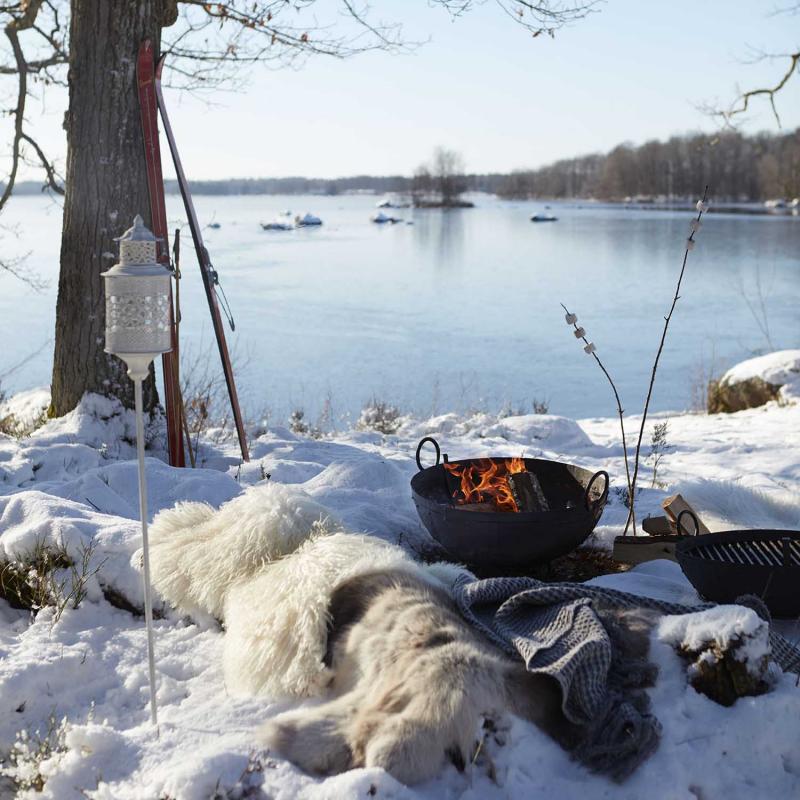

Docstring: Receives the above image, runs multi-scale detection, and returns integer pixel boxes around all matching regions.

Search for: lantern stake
[102,215,173,731]
[134,375,159,728]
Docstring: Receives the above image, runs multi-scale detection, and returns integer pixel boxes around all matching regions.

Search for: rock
[658,606,773,706]
[707,376,781,413]
[707,350,800,413]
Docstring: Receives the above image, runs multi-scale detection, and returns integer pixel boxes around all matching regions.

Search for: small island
[411,146,475,208]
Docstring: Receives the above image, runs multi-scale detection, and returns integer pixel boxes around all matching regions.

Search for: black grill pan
[676,529,800,617]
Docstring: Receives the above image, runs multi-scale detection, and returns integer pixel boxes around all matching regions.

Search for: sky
[5,0,800,181]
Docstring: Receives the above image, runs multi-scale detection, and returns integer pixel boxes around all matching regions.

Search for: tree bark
[50,0,170,416]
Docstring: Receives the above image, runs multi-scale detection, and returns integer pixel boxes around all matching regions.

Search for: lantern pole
[102,215,173,731]
[132,362,158,728]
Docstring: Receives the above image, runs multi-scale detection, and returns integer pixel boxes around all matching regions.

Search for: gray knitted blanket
[453,575,800,781]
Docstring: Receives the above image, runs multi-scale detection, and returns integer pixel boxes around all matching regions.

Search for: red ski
[154,53,250,462]
[137,40,186,467]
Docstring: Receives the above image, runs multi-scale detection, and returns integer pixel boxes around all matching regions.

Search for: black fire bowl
[410,437,609,570]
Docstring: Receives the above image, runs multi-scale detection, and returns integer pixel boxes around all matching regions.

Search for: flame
[444,457,527,512]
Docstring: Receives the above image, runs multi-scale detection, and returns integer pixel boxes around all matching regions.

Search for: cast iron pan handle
[583,470,609,515]
[676,509,700,536]
[415,436,441,471]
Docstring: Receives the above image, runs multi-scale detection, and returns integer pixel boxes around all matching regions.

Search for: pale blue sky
[9,0,800,180]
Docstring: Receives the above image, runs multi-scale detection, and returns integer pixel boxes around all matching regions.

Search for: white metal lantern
[102,214,172,380]
[102,214,173,729]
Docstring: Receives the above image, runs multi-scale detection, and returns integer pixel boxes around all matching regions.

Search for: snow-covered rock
[407,412,593,451]
[480,413,593,450]
[708,349,800,412]
[658,605,774,706]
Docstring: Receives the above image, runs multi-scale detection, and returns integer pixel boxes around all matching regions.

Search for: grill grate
[694,537,800,568]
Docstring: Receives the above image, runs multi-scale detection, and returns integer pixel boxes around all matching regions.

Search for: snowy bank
[708,349,800,412]
[1,380,799,798]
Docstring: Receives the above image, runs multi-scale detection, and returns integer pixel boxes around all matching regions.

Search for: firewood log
[508,472,550,512]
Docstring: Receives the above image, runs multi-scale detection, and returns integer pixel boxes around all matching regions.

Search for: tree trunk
[50,1,172,416]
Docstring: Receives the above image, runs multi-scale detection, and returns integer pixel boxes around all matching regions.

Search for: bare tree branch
[705,3,800,129]
[0,224,46,290]
[714,50,800,128]
[20,131,64,194]
[0,0,61,213]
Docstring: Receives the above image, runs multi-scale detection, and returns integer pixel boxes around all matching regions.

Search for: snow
[0,388,50,431]
[719,348,800,403]
[1,370,800,798]
[658,605,770,665]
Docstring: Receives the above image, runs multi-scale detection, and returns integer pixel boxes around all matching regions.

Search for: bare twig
[623,187,709,535]
[736,265,776,352]
[20,132,65,194]
[561,303,635,533]
[715,50,800,128]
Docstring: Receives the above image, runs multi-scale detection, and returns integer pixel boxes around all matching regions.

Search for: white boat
[295,212,322,227]
[261,212,294,231]
[764,199,787,209]
[376,195,410,209]
[530,213,557,222]
[371,211,402,224]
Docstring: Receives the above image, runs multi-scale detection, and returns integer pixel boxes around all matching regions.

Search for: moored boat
[295,212,322,227]
[371,211,403,224]
[261,212,294,231]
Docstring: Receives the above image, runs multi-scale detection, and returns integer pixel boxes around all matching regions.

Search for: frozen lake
[1,193,798,425]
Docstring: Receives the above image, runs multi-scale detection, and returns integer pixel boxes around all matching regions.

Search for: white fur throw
[148,483,342,619]
[148,482,468,698]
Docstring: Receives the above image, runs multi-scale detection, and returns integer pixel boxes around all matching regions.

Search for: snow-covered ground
[1,376,799,798]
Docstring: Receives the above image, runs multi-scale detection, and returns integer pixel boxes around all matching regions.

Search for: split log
[508,472,550,512]
[662,494,710,535]
[613,535,678,565]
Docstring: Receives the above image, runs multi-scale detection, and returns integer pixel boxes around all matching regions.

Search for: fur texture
[148,483,657,785]
[222,532,458,696]
[148,484,469,697]
[260,570,576,783]
[148,483,342,619]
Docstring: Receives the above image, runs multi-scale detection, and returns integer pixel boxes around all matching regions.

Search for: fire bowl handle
[415,437,441,471]
[676,509,700,537]
[584,470,609,515]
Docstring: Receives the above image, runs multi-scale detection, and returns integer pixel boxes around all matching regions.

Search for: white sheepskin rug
[148,482,466,698]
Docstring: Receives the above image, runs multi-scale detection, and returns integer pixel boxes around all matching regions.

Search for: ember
[444,457,527,512]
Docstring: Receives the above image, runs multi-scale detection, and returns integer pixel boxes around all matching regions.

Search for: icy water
[1,194,798,424]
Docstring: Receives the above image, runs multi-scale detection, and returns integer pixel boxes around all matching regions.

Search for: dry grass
[1,712,71,793]
[0,539,101,623]
[356,398,403,435]
[0,407,47,439]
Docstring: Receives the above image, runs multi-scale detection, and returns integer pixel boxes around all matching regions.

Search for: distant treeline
[6,129,797,202]
[490,129,800,201]
[164,129,797,202]
[160,175,412,196]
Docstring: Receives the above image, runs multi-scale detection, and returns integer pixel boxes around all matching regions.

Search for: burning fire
[444,457,527,512]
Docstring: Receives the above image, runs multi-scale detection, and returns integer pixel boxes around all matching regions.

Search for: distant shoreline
[5,182,797,216]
